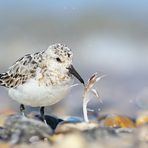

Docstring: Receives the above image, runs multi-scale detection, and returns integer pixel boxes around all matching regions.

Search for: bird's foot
[20,104,26,117]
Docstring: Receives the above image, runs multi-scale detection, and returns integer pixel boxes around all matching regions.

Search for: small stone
[136,111,148,126]
[64,116,83,123]
[135,124,148,143]
[99,114,136,128]
[0,143,10,148]
[29,136,40,143]
[55,122,99,134]
[0,127,9,141]
[3,114,53,144]
[54,133,87,148]
[13,142,50,148]
[33,114,63,130]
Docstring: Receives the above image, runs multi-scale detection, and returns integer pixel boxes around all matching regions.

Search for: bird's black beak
[68,65,84,85]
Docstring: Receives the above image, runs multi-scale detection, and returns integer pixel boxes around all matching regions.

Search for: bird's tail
[0,73,8,87]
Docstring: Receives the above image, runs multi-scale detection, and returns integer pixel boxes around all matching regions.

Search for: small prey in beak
[68,65,84,85]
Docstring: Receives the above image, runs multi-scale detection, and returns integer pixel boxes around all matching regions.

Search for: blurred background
[0,0,148,118]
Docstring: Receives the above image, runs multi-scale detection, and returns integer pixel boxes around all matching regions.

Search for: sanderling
[0,43,84,122]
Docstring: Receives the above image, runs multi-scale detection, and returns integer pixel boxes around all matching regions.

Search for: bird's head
[45,43,84,84]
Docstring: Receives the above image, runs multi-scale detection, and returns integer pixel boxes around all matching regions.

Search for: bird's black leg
[20,104,25,116]
[40,106,47,124]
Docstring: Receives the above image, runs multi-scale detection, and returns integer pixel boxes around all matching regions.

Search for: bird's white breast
[8,78,74,107]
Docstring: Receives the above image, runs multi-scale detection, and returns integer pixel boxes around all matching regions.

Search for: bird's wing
[0,52,44,88]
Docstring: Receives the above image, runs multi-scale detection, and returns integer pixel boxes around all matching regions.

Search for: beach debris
[83,73,105,122]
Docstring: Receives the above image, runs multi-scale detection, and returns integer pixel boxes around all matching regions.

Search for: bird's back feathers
[0,52,44,88]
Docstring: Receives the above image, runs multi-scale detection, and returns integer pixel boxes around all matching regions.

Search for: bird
[0,43,84,123]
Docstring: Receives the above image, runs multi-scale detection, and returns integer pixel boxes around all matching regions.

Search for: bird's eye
[56,57,62,63]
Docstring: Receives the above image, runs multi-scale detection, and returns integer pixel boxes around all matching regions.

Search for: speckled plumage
[0,52,43,88]
[0,43,75,107]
